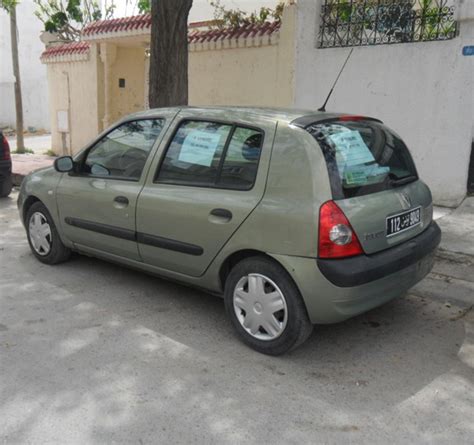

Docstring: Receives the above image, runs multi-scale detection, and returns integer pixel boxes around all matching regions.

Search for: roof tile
[81,13,280,42]
[41,41,90,60]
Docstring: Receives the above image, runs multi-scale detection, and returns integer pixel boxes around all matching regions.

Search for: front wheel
[26,201,71,264]
[224,256,313,355]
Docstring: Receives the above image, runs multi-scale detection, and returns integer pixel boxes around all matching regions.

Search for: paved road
[1,191,473,444]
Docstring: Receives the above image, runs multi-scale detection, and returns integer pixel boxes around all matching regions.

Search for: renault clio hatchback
[18,107,441,355]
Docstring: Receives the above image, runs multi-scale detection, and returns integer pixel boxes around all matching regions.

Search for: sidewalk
[413,198,474,306]
[11,154,55,186]
[7,133,52,155]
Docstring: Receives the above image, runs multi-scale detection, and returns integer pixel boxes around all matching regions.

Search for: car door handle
[209,208,232,223]
[114,196,129,206]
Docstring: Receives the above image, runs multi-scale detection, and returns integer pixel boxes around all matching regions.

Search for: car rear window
[306,119,418,199]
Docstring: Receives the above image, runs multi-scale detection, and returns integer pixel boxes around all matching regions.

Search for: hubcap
[28,212,52,256]
[233,273,288,341]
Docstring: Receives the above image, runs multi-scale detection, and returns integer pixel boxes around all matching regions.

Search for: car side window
[83,119,164,180]
[156,121,263,190]
[157,120,232,186]
[217,127,263,190]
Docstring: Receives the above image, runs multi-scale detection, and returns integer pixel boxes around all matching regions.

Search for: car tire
[26,201,71,264]
[224,256,313,355]
[0,177,12,198]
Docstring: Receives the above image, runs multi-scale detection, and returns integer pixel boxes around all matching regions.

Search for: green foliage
[13,147,34,154]
[210,0,286,28]
[34,0,116,41]
[137,0,150,14]
[44,149,57,157]
[0,0,19,13]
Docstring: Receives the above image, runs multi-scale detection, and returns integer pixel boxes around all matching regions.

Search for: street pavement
[0,191,473,444]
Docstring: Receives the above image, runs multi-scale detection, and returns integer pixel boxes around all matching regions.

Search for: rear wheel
[0,177,12,198]
[26,201,71,264]
[224,256,313,355]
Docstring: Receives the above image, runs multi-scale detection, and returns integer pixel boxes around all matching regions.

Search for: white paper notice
[329,130,375,168]
[178,130,221,167]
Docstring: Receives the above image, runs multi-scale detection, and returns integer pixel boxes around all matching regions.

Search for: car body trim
[64,217,203,256]
[65,217,136,241]
[136,233,204,256]
[317,221,441,287]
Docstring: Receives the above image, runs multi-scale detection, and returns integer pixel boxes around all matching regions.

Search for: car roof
[131,106,351,126]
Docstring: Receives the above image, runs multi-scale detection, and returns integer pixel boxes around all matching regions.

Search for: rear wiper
[388,175,417,187]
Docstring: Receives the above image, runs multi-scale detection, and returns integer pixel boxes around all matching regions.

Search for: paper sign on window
[329,130,375,171]
[178,130,221,167]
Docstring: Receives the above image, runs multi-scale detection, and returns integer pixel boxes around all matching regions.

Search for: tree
[34,0,115,41]
[148,0,193,108]
[1,0,25,153]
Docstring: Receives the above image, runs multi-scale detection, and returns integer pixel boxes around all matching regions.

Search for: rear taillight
[2,136,11,161]
[318,200,364,259]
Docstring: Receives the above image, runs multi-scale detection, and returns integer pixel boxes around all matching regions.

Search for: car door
[56,117,170,260]
[136,111,276,277]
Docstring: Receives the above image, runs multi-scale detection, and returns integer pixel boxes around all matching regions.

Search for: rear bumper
[0,159,12,180]
[317,221,441,287]
[269,222,440,324]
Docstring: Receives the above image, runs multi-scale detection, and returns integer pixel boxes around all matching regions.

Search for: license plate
[386,207,421,237]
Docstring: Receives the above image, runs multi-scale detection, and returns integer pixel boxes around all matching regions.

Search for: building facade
[293,0,473,207]
[41,6,296,156]
[41,1,473,207]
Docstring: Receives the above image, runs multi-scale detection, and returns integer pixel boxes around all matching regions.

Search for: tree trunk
[149,0,193,108]
[10,6,24,153]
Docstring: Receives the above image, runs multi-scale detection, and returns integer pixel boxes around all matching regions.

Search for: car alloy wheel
[233,273,288,341]
[28,211,52,256]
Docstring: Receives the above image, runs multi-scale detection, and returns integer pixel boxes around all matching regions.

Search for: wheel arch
[218,249,287,291]
[22,195,42,224]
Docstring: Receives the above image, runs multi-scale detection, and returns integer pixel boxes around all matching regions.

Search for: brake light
[338,115,365,121]
[318,200,364,258]
[2,136,10,161]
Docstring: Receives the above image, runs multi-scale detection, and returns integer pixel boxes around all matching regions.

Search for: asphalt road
[1,191,473,444]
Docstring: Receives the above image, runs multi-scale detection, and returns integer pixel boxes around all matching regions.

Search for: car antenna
[318,48,354,112]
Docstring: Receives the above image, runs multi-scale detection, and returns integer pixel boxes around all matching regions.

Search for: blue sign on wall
[462,46,474,56]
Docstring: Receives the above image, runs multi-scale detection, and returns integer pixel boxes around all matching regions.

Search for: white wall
[0,0,50,131]
[294,0,474,207]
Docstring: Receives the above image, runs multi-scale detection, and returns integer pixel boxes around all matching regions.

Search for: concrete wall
[44,4,297,154]
[294,0,474,207]
[189,5,296,107]
[110,46,147,123]
[46,45,101,154]
[0,0,50,131]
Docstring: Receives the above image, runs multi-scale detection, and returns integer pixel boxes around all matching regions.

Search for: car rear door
[305,117,433,254]
[136,110,276,277]
[56,116,172,260]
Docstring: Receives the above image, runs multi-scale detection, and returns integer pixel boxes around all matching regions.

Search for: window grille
[318,0,457,48]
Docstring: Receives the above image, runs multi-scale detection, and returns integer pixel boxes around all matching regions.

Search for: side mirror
[54,156,74,173]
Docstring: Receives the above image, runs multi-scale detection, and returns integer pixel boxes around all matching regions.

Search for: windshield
[306,119,418,199]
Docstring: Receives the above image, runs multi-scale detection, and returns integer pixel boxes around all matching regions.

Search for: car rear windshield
[306,119,418,199]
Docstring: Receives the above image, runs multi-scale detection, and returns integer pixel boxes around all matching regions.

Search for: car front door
[56,117,170,260]
[136,111,276,277]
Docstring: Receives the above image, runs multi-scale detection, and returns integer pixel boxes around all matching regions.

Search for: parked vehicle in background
[0,131,12,198]
[17,107,441,355]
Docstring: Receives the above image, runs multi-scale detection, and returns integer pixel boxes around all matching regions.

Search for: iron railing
[318,0,457,48]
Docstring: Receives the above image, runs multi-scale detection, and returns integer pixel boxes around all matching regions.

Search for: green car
[18,107,441,355]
